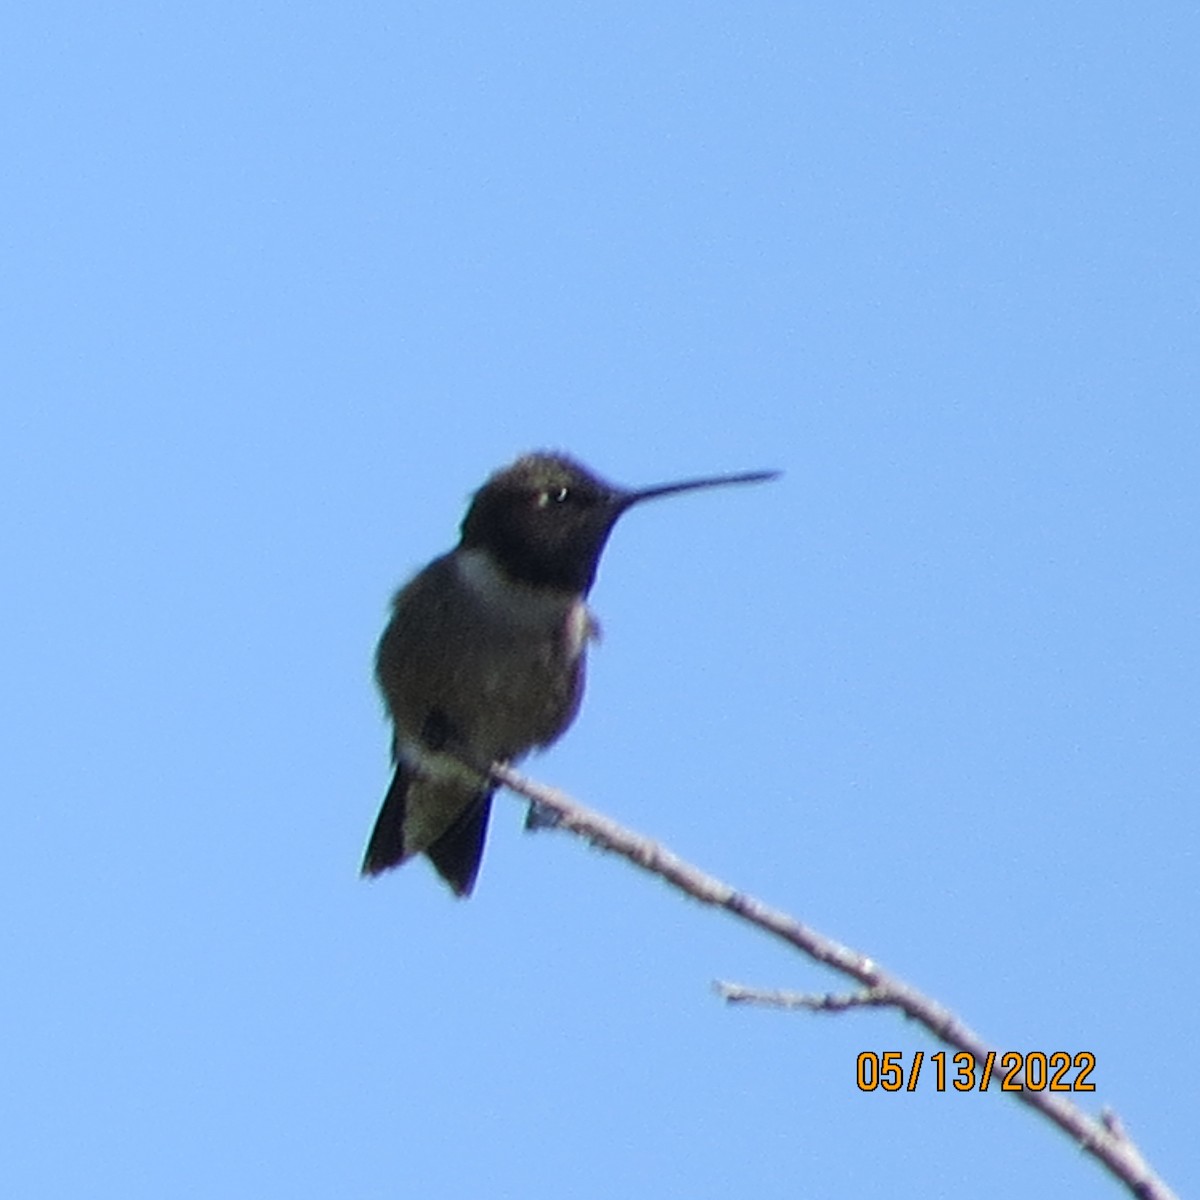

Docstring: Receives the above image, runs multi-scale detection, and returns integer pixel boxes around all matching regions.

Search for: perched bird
[363,451,778,896]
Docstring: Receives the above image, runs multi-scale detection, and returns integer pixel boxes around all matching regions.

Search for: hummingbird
[362,451,779,897]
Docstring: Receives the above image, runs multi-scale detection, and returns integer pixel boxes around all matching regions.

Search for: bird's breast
[377,549,597,764]
[454,548,590,647]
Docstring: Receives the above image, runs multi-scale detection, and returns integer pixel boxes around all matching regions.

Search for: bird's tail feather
[425,791,493,898]
[361,761,414,877]
[361,762,494,897]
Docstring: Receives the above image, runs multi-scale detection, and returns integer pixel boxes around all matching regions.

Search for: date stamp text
[856,1050,1096,1093]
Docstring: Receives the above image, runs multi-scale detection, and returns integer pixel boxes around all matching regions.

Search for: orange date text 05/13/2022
[856,1050,1096,1093]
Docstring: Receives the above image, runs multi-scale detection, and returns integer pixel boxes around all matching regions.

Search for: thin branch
[490,762,1176,1200]
[714,981,894,1012]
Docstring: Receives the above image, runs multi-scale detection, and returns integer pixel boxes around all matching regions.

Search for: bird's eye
[535,487,570,509]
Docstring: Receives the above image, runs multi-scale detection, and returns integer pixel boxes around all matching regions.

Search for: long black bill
[620,468,781,510]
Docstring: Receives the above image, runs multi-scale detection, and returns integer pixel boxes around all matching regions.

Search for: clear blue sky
[2,4,1196,1197]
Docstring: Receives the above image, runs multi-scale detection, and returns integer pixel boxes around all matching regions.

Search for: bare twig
[490,761,1176,1200]
[714,981,894,1012]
